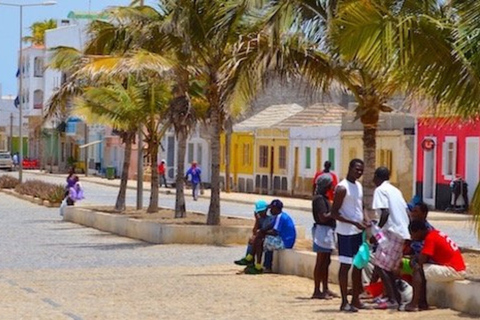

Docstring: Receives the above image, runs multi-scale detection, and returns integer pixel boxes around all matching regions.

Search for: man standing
[12,152,19,171]
[185,161,201,201]
[313,161,338,202]
[371,166,410,309]
[158,159,168,188]
[330,159,367,312]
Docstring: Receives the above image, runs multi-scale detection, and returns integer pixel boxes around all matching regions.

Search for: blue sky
[0,0,156,96]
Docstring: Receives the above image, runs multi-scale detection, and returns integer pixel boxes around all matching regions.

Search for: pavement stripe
[63,312,83,320]
[20,287,36,293]
[42,298,61,308]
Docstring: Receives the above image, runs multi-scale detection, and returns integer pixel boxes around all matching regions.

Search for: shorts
[374,230,405,272]
[312,224,336,253]
[337,232,363,265]
[424,264,466,282]
[263,235,285,251]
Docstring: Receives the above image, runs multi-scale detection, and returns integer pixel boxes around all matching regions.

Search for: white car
[0,152,13,170]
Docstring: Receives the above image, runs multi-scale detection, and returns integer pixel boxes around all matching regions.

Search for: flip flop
[353,303,373,310]
[340,304,358,313]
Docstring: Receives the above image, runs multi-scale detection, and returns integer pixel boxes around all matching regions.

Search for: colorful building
[341,112,416,201]
[280,103,345,196]
[415,118,479,210]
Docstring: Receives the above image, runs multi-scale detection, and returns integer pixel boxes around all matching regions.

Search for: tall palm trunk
[225,119,232,193]
[361,112,378,217]
[115,131,135,211]
[175,130,187,218]
[147,140,160,213]
[207,103,222,225]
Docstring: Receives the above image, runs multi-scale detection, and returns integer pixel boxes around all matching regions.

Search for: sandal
[340,304,358,313]
[353,303,373,310]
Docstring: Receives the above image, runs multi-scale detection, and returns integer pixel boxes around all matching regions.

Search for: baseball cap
[269,199,283,210]
[254,200,268,214]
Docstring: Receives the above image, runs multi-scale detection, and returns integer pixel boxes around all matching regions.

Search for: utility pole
[136,128,143,210]
[84,122,89,177]
[9,113,13,153]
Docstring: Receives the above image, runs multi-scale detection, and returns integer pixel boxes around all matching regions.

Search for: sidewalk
[25,170,470,222]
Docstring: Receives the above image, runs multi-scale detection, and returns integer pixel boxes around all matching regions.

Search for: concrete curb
[0,188,60,208]
[273,249,480,317]
[64,207,253,245]
[64,207,306,244]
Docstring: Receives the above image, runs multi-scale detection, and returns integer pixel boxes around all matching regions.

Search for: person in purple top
[185,161,202,201]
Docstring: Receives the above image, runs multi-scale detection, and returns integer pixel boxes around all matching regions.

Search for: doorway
[465,137,480,202]
[422,138,436,206]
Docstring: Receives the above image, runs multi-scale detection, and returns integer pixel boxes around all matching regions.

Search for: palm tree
[329,0,480,236]
[23,19,57,46]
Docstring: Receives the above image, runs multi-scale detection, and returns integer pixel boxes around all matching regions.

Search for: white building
[0,84,20,152]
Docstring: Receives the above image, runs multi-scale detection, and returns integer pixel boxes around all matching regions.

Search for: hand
[353,221,368,230]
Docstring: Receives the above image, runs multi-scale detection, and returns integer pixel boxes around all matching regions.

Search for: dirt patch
[84,206,253,227]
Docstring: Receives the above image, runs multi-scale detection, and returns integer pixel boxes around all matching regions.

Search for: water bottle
[371,223,388,247]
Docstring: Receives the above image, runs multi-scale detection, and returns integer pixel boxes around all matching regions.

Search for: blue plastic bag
[353,231,370,269]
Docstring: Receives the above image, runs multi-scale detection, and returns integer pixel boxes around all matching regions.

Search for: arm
[330,186,366,230]
[378,208,390,228]
[252,216,260,234]
[312,197,329,224]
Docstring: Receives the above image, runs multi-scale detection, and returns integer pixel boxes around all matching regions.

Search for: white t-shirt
[372,181,410,240]
[336,179,364,235]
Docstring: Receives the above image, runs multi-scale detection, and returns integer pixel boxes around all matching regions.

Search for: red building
[416,118,479,210]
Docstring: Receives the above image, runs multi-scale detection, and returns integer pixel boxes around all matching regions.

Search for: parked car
[0,152,13,171]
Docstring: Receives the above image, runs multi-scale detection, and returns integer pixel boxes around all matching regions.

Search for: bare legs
[339,263,363,311]
[312,252,335,299]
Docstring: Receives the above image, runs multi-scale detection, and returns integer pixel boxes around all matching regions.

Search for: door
[293,147,299,193]
[465,137,480,202]
[423,138,436,206]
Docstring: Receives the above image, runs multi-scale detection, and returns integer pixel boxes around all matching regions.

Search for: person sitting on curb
[408,202,435,257]
[234,200,274,271]
[403,220,466,312]
[245,199,296,275]
[311,173,339,299]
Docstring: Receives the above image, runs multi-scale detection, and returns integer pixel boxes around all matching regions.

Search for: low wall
[273,249,480,317]
[64,207,305,246]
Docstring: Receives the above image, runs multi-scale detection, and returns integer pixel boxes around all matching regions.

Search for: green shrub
[15,179,65,203]
[0,175,20,189]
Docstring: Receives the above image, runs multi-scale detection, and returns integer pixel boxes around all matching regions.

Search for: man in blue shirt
[185,161,202,201]
[245,199,296,274]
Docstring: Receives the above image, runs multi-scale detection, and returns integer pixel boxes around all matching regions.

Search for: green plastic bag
[353,231,370,269]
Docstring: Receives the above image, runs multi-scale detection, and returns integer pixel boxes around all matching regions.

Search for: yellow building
[254,128,290,195]
[220,131,255,192]
[341,112,415,200]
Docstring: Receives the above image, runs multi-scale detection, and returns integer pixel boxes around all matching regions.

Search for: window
[305,147,311,169]
[187,143,194,163]
[316,148,322,171]
[328,148,335,170]
[259,145,268,168]
[33,90,43,109]
[279,146,287,169]
[242,143,250,166]
[442,137,457,179]
[197,144,203,166]
[378,149,393,172]
[34,57,44,77]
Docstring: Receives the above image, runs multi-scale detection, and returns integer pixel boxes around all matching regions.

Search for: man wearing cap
[158,159,168,188]
[311,173,339,299]
[245,199,296,274]
[234,200,274,269]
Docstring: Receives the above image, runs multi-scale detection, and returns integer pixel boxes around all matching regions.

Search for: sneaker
[234,258,253,266]
[244,266,263,275]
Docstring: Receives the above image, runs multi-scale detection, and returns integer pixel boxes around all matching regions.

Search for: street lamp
[0,1,57,182]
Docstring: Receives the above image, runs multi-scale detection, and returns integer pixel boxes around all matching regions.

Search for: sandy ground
[0,265,474,320]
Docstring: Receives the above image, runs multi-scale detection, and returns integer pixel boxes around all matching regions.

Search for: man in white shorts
[331,159,368,312]
[404,220,466,312]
